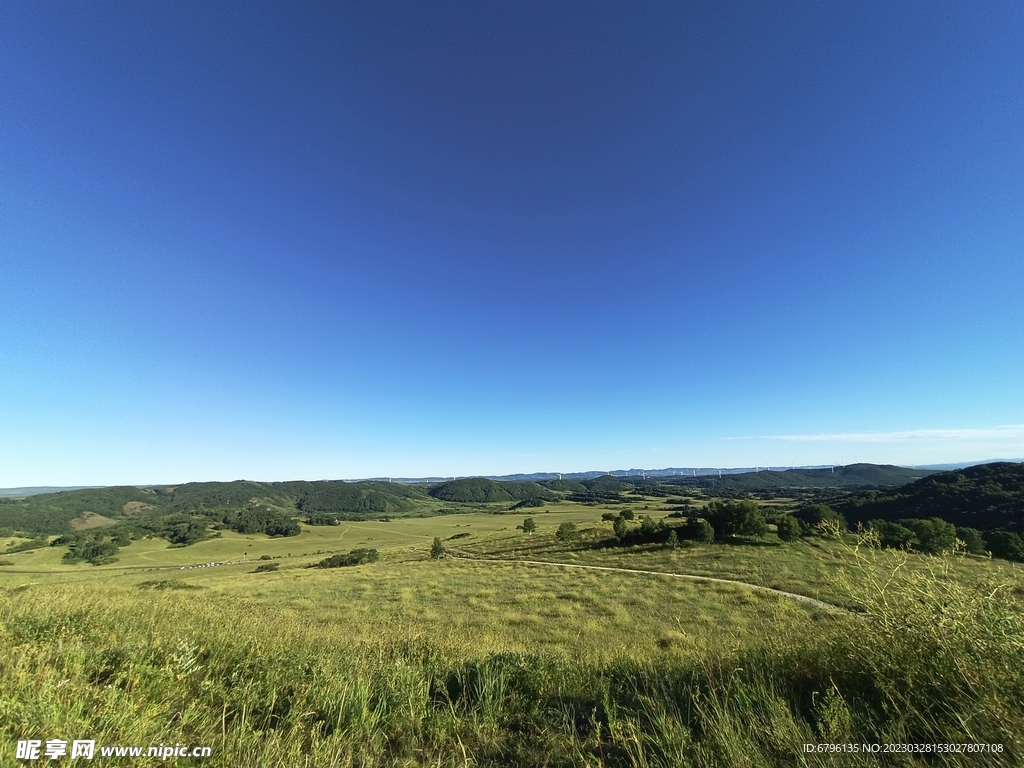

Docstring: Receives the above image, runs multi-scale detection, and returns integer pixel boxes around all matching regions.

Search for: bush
[618,509,634,521]
[521,517,536,535]
[313,549,380,568]
[430,537,445,559]
[253,563,279,573]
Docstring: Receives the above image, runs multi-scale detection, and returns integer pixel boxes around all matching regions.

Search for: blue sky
[2,2,1022,485]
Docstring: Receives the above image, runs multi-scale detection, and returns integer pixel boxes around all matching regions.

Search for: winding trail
[449,554,848,613]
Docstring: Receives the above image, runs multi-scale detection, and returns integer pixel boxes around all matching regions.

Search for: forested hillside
[835,462,1024,533]
[663,464,934,492]
[428,478,555,503]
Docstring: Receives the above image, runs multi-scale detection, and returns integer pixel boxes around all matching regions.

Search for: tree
[776,515,802,542]
[430,537,445,559]
[794,503,847,534]
[555,522,579,544]
[613,517,628,541]
[666,529,678,549]
[522,517,536,535]
[956,526,986,555]
[704,500,767,538]
[619,509,634,521]
[985,531,1024,562]
[695,519,715,544]
[907,517,957,554]
[639,515,657,535]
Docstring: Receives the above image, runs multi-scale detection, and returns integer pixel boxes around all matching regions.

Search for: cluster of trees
[52,530,129,565]
[428,478,554,504]
[225,506,300,537]
[702,500,768,538]
[313,548,379,568]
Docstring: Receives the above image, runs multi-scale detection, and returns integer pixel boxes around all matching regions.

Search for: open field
[3,501,1023,766]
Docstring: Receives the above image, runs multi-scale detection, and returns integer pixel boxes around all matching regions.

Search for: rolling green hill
[297,481,430,516]
[662,464,934,492]
[428,478,555,503]
[0,480,440,536]
[835,462,1024,533]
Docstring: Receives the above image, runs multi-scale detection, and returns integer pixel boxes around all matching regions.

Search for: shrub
[521,517,536,535]
[430,537,445,559]
[253,563,279,573]
[313,549,380,568]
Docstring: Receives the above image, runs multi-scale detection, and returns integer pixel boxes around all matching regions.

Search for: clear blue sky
[2,2,1022,485]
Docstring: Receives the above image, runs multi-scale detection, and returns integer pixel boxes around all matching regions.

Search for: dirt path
[451,555,848,613]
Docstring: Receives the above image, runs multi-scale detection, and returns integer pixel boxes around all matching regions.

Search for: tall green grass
[2,545,1021,766]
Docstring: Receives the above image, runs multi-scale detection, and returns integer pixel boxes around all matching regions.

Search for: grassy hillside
[0,480,441,537]
[836,461,1024,533]
[0,486,166,534]
[2,507,1021,766]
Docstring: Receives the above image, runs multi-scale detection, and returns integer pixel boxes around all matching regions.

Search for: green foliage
[793,503,847,532]
[521,517,536,535]
[867,519,916,549]
[665,528,678,549]
[430,537,446,559]
[304,511,342,525]
[61,536,120,565]
[694,519,715,544]
[639,515,657,535]
[600,511,619,521]
[956,527,986,555]
[227,506,300,537]
[4,537,48,554]
[775,515,802,541]
[554,522,579,543]
[253,563,280,573]
[837,461,1024,534]
[703,500,767,538]
[298,481,428,516]
[663,463,934,492]
[618,509,634,521]
[314,549,380,568]
[429,478,554,504]
[0,486,161,535]
[905,517,958,554]
[612,517,628,541]
[985,530,1024,562]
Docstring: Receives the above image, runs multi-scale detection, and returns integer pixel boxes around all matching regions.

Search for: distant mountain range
[3,460,1021,497]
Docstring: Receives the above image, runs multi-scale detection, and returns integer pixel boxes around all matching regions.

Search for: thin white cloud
[727,425,1024,443]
